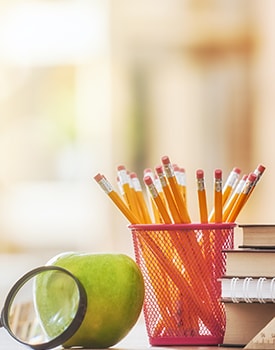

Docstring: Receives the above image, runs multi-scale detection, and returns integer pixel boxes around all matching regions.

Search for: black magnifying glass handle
[0,265,87,350]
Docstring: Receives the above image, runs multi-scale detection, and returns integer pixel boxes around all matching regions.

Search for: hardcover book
[238,224,275,248]
[224,249,275,277]
[222,302,275,346]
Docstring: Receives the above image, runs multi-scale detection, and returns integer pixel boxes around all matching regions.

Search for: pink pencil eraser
[180,168,185,173]
[257,164,266,173]
[117,165,126,171]
[130,172,137,179]
[155,165,163,174]
[173,164,180,171]
[196,169,204,179]
[94,173,103,182]
[233,167,241,174]
[144,168,153,175]
[161,156,170,165]
[215,169,222,179]
[144,176,153,186]
[248,172,257,182]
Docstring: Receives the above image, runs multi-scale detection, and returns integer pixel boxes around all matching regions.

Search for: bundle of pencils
[94,156,265,340]
[94,156,265,225]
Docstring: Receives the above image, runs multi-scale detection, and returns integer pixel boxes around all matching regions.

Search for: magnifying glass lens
[2,267,87,350]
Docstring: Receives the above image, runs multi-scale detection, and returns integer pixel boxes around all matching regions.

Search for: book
[224,249,275,277]
[221,276,275,303]
[222,302,275,346]
[221,234,275,347]
[238,224,275,248]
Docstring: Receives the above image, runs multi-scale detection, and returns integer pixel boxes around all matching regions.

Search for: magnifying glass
[0,266,87,350]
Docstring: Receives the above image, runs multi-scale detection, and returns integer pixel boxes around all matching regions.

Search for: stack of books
[221,224,275,347]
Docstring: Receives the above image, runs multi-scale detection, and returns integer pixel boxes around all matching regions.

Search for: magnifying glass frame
[0,265,87,350]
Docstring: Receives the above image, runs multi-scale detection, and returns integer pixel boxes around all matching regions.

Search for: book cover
[224,249,275,277]
[239,224,275,248]
[222,303,275,346]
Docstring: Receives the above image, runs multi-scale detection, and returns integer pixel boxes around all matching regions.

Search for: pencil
[173,164,187,203]
[144,168,162,223]
[179,167,187,202]
[94,173,140,224]
[226,172,257,223]
[222,174,248,221]
[222,167,241,207]
[155,165,181,223]
[117,165,137,210]
[196,169,208,223]
[214,169,223,223]
[245,164,266,202]
[130,172,152,224]
[161,156,191,223]
[144,175,172,224]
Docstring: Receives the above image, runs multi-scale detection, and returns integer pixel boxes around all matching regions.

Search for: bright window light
[0,1,109,65]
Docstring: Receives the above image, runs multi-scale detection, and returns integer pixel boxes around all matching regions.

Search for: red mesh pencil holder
[129,223,235,346]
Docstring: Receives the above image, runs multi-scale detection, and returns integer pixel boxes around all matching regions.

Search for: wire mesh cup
[129,223,235,346]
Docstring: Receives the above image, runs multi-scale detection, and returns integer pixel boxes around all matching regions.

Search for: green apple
[34,252,145,348]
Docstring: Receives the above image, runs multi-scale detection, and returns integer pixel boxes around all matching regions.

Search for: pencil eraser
[144,168,153,175]
[196,169,204,179]
[155,165,163,174]
[161,156,170,165]
[94,173,103,182]
[130,172,137,179]
[144,175,153,185]
[215,169,222,179]
[242,174,248,181]
[117,165,126,171]
[173,164,180,171]
[179,168,185,173]
[257,164,266,173]
[248,172,257,182]
[233,167,241,174]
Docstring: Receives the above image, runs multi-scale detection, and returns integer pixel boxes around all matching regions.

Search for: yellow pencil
[144,175,172,224]
[117,165,137,211]
[130,172,152,224]
[155,165,181,223]
[179,167,187,203]
[143,168,162,223]
[208,169,222,222]
[94,173,140,224]
[226,172,257,223]
[196,169,208,223]
[222,167,241,207]
[222,174,247,222]
[173,164,187,203]
[245,164,266,203]
[214,169,223,223]
[161,156,191,223]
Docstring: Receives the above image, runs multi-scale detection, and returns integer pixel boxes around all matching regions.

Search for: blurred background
[0,0,274,295]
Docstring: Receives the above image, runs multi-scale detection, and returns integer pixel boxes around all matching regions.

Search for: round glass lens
[1,266,87,350]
